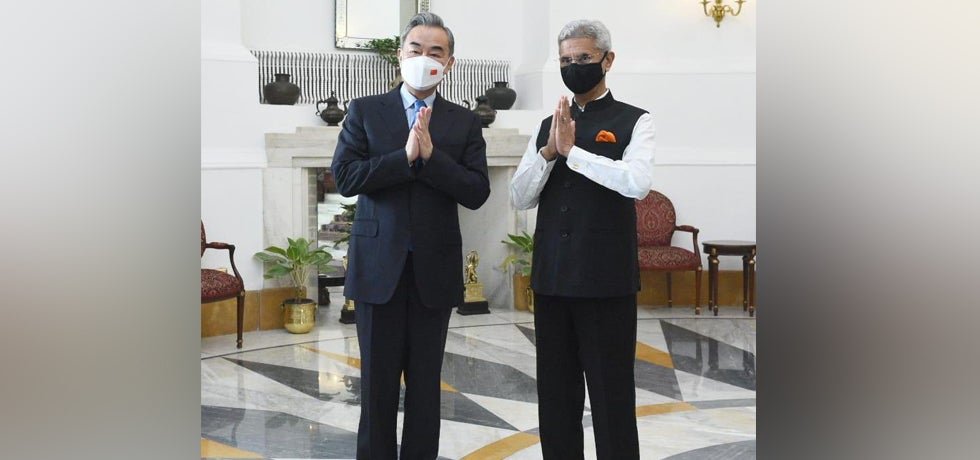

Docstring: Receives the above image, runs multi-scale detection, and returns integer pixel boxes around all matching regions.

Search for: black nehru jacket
[532,93,648,298]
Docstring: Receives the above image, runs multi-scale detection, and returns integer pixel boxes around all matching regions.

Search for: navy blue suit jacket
[331,85,490,309]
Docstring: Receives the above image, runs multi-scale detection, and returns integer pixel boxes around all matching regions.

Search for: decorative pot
[282,298,317,333]
[315,91,348,126]
[469,95,496,128]
[264,73,301,105]
[513,274,535,312]
[485,81,517,110]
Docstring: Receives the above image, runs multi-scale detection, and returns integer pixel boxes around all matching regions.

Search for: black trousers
[534,293,640,460]
[355,254,452,460]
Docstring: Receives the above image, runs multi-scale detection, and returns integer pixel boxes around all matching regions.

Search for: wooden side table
[702,240,756,317]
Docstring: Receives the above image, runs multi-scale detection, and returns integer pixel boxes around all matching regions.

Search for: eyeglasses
[559,53,604,67]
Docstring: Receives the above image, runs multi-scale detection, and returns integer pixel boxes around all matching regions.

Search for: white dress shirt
[510,91,656,210]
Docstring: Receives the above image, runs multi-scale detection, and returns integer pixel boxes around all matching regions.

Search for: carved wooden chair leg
[709,252,720,316]
[236,291,245,349]
[742,255,751,312]
[695,266,702,315]
[748,258,756,317]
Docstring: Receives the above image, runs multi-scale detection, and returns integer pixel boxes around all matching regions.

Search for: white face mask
[399,55,447,91]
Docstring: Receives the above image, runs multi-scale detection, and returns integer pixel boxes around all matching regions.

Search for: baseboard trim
[638,269,754,311]
[202,270,755,337]
[202,286,316,338]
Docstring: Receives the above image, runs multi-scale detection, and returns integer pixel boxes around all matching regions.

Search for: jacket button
[563,181,571,188]
[560,232,569,238]
[560,205,568,212]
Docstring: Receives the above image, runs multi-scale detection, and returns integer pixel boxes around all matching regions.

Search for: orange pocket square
[595,130,617,143]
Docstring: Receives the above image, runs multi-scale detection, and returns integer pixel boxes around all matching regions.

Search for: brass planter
[282,298,317,333]
[513,274,535,313]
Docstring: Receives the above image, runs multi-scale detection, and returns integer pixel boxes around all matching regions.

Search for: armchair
[636,191,703,314]
[201,221,245,348]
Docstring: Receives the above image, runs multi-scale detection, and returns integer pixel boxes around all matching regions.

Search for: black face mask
[560,51,608,94]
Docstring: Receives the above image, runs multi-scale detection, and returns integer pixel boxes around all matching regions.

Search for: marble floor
[202,293,756,459]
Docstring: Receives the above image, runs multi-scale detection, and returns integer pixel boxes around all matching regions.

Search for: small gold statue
[460,250,489,314]
[465,250,480,284]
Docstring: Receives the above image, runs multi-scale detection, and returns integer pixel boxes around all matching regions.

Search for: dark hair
[401,11,455,56]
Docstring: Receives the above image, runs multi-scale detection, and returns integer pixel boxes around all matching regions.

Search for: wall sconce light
[702,0,745,28]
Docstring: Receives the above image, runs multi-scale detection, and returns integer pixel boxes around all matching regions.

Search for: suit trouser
[534,293,640,460]
[355,254,453,460]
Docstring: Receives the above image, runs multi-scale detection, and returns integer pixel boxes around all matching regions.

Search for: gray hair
[557,19,612,52]
[401,12,455,56]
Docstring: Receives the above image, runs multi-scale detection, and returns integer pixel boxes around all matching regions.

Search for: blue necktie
[407,100,426,253]
[409,99,426,128]
[409,99,426,172]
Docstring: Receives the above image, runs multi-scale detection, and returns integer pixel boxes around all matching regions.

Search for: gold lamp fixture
[702,0,745,28]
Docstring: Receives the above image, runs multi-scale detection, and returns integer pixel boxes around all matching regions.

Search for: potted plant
[362,35,401,89]
[255,237,333,333]
[501,231,534,312]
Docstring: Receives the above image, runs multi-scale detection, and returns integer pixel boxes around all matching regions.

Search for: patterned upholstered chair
[636,191,703,314]
[201,222,245,348]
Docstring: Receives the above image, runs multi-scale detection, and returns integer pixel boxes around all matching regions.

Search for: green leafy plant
[254,237,333,299]
[363,36,401,71]
[501,231,534,276]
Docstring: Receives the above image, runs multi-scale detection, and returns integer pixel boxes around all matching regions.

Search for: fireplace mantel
[263,126,532,310]
[265,126,529,168]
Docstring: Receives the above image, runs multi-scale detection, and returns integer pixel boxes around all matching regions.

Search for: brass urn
[472,95,497,128]
[463,96,496,128]
[315,90,348,126]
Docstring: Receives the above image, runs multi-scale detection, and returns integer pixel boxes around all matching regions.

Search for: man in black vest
[510,19,655,460]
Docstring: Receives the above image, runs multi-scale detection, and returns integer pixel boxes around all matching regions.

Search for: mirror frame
[335,0,429,49]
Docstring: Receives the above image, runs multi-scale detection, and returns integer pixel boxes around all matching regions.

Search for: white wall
[240,0,336,51]
[201,0,263,288]
[201,168,265,287]
[201,0,757,286]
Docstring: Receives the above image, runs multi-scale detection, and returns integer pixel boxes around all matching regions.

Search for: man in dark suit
[330,12,490,460]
